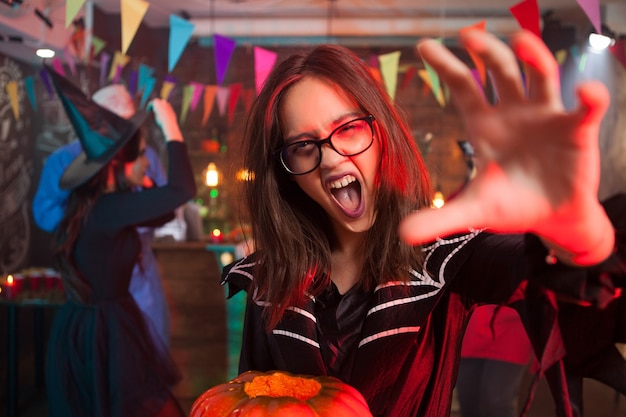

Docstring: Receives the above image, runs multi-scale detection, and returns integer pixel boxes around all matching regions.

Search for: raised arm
[399,30,613,266]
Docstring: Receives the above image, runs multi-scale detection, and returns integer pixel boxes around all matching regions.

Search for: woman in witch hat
[44,69,195,417]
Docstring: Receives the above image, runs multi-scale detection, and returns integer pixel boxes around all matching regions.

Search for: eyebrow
[283,111,363,144]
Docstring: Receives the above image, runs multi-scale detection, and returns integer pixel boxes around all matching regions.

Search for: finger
[399,199,485,245]
[510,31,561,104]
[417,38,486,112]
[460,29,525,104]
[574,81,610,128]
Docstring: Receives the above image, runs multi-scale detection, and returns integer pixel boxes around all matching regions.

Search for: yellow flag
[108,51,130,80]
[66,0,86,27]
[6,80,19,120]
[160,80,175,101]
[121,0,149,54]
[378,51,401,100]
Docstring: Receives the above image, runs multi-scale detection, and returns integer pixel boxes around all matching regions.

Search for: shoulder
[221,252,260,298]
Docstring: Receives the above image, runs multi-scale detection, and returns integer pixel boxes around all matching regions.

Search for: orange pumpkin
[190,370,373,416]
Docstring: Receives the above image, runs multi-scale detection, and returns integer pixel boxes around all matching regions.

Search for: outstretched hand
[148,98,183,142]
[399,30,613,265]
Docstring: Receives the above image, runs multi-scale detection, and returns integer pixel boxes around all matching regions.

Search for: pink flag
[254,46,277,96]
[577,0,601,33]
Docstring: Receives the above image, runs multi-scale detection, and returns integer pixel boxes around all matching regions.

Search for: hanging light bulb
[432,191,445,209]
[205,162,219,187]
[589,33,614,50]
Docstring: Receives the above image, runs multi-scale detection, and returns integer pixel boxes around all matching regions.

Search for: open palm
[399,30,613,265]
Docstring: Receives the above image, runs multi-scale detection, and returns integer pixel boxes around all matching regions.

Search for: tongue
[332,183,360,213]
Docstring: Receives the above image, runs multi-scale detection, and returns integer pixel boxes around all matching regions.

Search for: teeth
[329,175,356,189]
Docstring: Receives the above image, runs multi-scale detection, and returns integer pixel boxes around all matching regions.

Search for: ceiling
[0,0,624,64]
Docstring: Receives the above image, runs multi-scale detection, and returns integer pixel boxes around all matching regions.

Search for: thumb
[399,199,484,245]
[575,81,609,127]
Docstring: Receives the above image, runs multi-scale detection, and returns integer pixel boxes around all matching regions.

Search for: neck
[330,228,366,294]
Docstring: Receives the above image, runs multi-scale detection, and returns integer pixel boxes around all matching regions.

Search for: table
[1,296,63,417]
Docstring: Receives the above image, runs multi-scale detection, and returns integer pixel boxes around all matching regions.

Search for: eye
[334,120,366,140]
[286,140,317,156]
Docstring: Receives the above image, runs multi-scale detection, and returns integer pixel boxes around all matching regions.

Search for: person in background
[456,305,534,417]
[220,29,625,417]
[44,69,195,417]
[32,85,172,346]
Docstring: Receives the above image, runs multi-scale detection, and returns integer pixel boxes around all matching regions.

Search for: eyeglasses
[277,115,375,175]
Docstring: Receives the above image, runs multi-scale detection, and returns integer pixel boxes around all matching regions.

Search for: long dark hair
[55,132,141,300]
[243,44,432,328]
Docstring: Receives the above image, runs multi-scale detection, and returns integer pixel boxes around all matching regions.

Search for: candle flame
[7,274,14,285]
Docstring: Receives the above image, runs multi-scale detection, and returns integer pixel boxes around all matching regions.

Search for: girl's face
[279,76,380,236]
[124,137,150,188]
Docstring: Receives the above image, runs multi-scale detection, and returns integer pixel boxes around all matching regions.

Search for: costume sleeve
[32,141,82,232]
[91,141,196,229]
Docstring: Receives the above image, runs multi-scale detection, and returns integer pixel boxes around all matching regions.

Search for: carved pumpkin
[190,370,373,416]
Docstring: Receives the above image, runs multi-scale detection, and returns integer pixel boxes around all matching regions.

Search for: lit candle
[4,274,15,300]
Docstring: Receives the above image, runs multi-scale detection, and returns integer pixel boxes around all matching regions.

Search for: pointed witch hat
[45,66,149,190]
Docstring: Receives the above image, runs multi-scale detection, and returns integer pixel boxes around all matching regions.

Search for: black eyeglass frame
[276,114,376,175]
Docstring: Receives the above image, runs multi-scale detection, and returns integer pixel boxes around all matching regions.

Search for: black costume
[46,142,195,417]
[223,198,626,417]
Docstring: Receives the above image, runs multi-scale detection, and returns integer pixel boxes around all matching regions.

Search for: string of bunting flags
[6,0,626,123]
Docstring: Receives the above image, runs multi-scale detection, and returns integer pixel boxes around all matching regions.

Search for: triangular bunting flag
[121,0,150,55]
[52,57,65,77]
[418,68,445,107]
[214,34,236,85]
[91,36,106,57]
[137,63,155,96]
[240,88,254,114]
[378,51,401,100]
[509,0,541,38]
[577,0,601,34]
[24,76,36,111]
[228,83,242,125]
[460,22,487,86]
[66,0,86,28]
[6,80,19,120]
[160,76,177,101]
[401,66,417,91]
[128,70,138,96]
[99,51,111,86]
[254,46,277,95]
[555,49,568,65]
[180,84,193,123]
[369,67,383,85]
[609,39,626,70]
[216,85,230,116]
[202,85,217,125]
[39,69,54,99]
[169,15,195,72]
[108,51,130,81]
[140,77,156,109]
[189,81,204,111]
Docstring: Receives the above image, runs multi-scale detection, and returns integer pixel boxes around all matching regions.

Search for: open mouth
[329,174,364,218]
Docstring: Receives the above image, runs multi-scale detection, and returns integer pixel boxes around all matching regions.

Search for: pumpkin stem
[244,372,322,401]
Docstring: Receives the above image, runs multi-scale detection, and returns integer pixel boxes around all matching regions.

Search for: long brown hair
[243,44,432,329]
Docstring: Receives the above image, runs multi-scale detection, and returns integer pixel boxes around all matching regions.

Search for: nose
[318,142,345,169]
